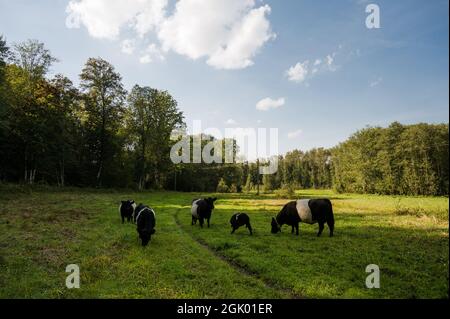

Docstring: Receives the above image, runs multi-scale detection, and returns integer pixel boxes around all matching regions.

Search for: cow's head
[205,197,217,210]
[139,229,153,247]
[122,200,135,209]
[271,217,281,234]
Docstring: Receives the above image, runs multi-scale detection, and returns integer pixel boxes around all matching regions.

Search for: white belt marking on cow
[296,199,316,224]
[135,207,155,224]
[191,199,201,218]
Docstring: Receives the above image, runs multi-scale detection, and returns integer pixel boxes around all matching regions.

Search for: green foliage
[244,174,253,193]
[274,183,296,199]
[79,58,127,187]
[0,36,448,197]
[229,183,238,193]
[127,85,184,189]
[12,39,58,83]
[332,122,449,196]
[216,178,229,193]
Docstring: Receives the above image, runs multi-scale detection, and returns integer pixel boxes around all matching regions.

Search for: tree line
[0,36,448,195]
[0,37,183,189]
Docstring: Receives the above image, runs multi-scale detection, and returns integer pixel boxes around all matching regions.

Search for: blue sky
[0,0,448,156]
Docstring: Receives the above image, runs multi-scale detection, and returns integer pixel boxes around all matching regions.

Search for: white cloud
[139,43,165,64]
[286,61,309,83]
[158,0,275,70]
[286,47,341,84]
[121,39,136,55]
[225,118,237,125]
[66,0,275,70]
[326,54,334,66]
[66,0,167,40]
[287,129,303,139]
[256,97,285,111]
[370,77,383,87]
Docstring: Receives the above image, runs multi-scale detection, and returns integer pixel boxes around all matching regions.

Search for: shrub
[216,178,229,193]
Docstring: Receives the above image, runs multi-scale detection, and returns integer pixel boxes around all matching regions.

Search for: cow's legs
[291,226,294,234]
[327,219,334,237]
[231,226,236,234]
[317,222,325,237]
[246,222,253,235]
[199,218,204,228]
[207,218,210,228]
[121,216,124,224]
[295,223,299,236]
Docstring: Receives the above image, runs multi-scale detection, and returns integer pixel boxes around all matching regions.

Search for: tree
[244,174,253,193]
[6,40,58,184]
[79,58,126,187]
[127,85,184,189]
[12,39,58,91]
[48,75,81,186]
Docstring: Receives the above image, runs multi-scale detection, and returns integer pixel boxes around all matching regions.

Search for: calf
[271,199,334,237]
[134,204,156,246]
[191,197,217,228]
[119,200,136,223]
[230,213,252,235]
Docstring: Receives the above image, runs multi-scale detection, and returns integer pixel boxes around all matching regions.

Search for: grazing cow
[230,213,253,235]
[134,204,156,246]
[271,199,334,237]
[191,197,217,228]
[119,200,136,224]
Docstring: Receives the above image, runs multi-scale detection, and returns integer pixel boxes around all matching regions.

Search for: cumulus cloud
[139,43,165,64]
[256,97,285,111]
[286,61,309,83]
[287,129,303,139]
[121,39,136,55]
[370,77,383,87]
[65,0,275,70]
[66,0,167,40]
[286,47,341,84]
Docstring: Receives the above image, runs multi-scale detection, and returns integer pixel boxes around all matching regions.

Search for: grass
[0,185,448,298]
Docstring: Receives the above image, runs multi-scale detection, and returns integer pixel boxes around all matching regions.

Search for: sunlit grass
[0,186,448,298]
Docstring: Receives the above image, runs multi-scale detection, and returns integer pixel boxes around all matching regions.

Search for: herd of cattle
[119,197,335,246]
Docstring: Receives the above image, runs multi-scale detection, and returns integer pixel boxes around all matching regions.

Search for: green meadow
[0,186,448,298]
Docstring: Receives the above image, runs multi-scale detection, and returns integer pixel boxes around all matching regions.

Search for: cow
[271,199,334,237]
[134,204,156,246]
[119,200,136,224]
[230,213,252,235]
[191,197,217,228]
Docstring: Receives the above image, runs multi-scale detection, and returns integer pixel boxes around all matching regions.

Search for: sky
[0,0,448,158]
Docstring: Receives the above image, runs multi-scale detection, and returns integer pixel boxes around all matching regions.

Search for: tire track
[174,209,302,299]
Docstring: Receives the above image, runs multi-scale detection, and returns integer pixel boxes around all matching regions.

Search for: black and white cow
[230,213,252,235]
[191,197,217,228]
[134,204,156,246]
[119,200,136,224]
[271,199,334,237]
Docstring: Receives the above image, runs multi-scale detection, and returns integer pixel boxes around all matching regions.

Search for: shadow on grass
[178,207,448,298]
